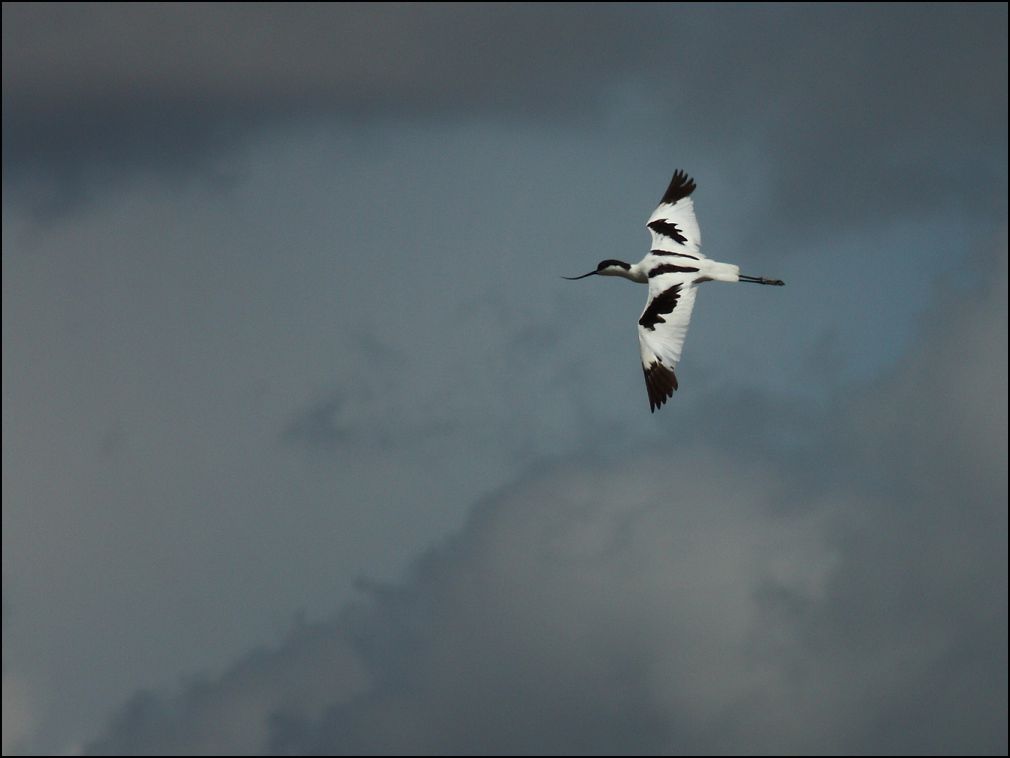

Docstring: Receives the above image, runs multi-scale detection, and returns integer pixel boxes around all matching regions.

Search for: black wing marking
[647,219,688,245]
[648,263,700,278]
[638,284,682,331]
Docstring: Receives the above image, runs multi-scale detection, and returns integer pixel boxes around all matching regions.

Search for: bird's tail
[702,261,740,283]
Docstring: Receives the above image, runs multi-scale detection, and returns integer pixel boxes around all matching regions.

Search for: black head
[562,259,631,280]
[597,259,631,272]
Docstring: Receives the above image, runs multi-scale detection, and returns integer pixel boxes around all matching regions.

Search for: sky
[2,3,1007,754]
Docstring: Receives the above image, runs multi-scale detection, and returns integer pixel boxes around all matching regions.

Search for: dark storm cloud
[2,3,649,204]
[88,239,1007,754]
[4,4,1007,229]
[1,4,649,110]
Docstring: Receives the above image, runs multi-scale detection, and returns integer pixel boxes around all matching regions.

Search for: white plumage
[564,170,784,412]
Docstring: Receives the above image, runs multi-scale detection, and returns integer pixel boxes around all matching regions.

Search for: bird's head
[562,259,632,280]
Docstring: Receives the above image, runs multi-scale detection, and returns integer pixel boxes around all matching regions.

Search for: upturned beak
[561,271,598,280]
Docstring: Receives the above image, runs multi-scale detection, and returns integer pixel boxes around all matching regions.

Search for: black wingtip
[660,170,697,206]
[643,360,678,412]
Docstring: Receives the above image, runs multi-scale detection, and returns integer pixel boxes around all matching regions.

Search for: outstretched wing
[637,267,699,412]
[638,168,705,412]
[645,169,705,260]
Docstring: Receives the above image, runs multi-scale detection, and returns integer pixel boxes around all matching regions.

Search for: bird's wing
[645,169,705,260]
[637,261,700,412]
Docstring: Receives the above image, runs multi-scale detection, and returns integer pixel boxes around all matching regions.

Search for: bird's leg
[740,274,785,286]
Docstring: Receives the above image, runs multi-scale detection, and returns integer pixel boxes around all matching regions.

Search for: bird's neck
[597,261,648,283]
[620,263,649,284]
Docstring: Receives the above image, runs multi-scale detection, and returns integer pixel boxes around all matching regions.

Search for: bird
[563,169,784,412]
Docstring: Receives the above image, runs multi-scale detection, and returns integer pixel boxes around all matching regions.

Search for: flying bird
[564,170,784,412]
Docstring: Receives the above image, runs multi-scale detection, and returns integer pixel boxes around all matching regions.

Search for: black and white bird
[564,170,784,412]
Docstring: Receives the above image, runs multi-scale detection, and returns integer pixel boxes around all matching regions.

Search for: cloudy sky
[3,3,1007,754]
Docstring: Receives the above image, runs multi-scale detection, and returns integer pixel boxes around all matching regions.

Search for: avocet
[564,170,784,412]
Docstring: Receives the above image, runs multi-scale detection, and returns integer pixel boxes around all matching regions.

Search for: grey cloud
[88,238,1007,754]
[96,620,372,755]
[89,452,838,755]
